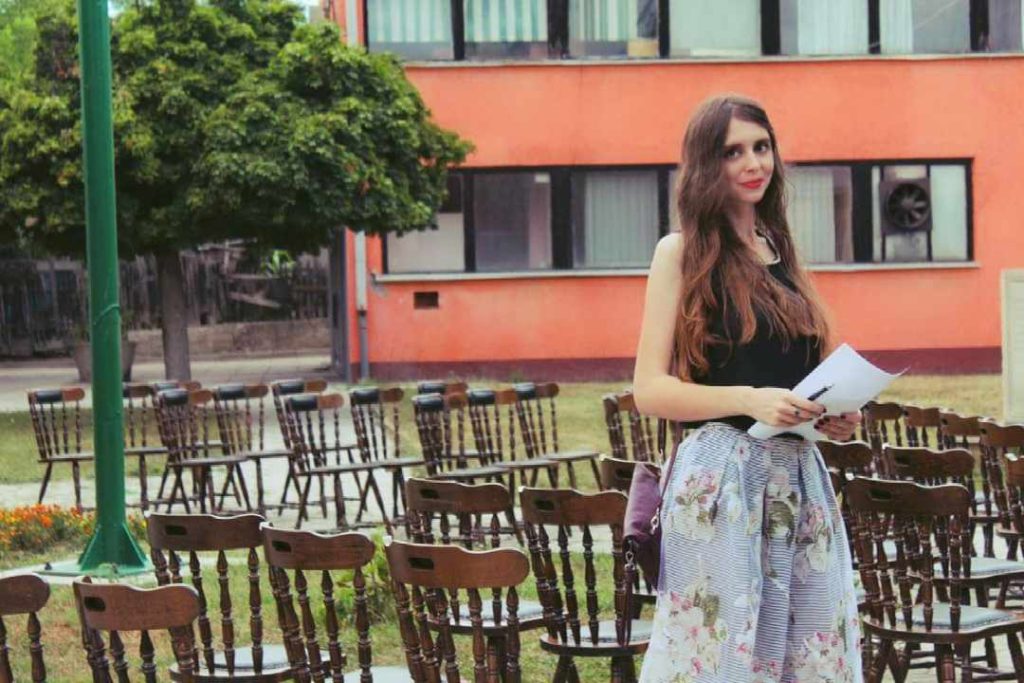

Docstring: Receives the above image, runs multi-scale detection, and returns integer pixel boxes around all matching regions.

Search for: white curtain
[786,167,836,263]
[465,0,548,43]
[670,0,760,56]
[879,0,913,53]
[569,0,641,41]
[367,0,452,44]
[930,165,968,261]
[782,0,868,55]
[576,172,659,268]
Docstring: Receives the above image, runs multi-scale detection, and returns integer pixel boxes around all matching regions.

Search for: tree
[0,0,471,378]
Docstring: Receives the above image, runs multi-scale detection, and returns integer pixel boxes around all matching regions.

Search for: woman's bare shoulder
[651,232,685,269]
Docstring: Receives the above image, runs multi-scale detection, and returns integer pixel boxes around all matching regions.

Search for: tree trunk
[155,250,192,380]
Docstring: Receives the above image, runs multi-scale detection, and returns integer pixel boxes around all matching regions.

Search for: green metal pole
[75,0,148,574]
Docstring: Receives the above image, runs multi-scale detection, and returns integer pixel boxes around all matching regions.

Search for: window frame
[363,0,1015,61]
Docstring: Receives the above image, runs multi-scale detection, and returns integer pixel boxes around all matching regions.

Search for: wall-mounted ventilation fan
[880,178,932,235]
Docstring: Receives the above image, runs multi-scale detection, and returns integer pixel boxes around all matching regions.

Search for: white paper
[747,343,904,441]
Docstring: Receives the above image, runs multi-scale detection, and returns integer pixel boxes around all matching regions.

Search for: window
[779,0,868,55]
[386,177,466,273]
[786,161,970,265]
[464,0,550,60]
[473,173,553,271]
[880,0,969,54]
[571,170,659,267]
[669,0,760,57]
[365,0,454,60]
[987,1,1024,51]
[568,0,659,58]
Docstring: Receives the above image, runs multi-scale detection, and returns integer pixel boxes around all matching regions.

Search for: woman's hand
[814,411,863,441]
[741,387,825,428]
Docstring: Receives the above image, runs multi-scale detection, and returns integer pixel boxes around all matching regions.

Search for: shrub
[0,505,146,557]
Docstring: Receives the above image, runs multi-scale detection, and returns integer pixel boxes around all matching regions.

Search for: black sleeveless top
[684,259,822,432]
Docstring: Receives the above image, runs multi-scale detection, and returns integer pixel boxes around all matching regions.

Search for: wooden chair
[467,388,557,490]
[861,401,907,476]
[155,388,251,513]
[28,386,91,510]
[74,579,201,682]
[411,393,509,484]
[405,477,523,552]
[903,405,943,448]
[415,380,468,396]
[212,383,292,516]
[0,573,50,682]
[981,420,1024,565]
[260,526,410,682]
[146,512,291,681]
[602,391,681,465]
[122,383,169,511]
[148,380,205,507]
[281,393,387,530]
[385,537,530,683]
[520,488,649,682]
[349,386,424,526]
[514,382,602,490]
[846,477,1024,682]
[940,411,1000,559]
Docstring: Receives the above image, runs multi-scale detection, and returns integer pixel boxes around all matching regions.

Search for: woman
[633,94,862,682]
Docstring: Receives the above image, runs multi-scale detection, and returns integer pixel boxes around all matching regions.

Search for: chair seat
[539,619,651,656]
[863,603,1023,641]
[341,667,412,682]
[173,644,291,682]
[496,459,556,471]
[40,452,94,462]
[448,599,546,630]
[996,525,1022,540]
[308,461,379,476]
[962,556,1024,578]
[429,466,508,481]
[376,456,425,468]
[175,455,248,468]
[541,449,599,463]
[238,448,293,460]
[125,445,166,456]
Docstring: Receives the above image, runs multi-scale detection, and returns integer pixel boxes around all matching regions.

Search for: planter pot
[73,340,137,383]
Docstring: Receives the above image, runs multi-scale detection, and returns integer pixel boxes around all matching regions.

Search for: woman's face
[721,115,775,208]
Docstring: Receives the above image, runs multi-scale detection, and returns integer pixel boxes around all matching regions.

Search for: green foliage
[330,531,394,625]
[0,0,472,256]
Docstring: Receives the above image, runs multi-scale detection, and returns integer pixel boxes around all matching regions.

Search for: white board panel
[1003,270,1024,422]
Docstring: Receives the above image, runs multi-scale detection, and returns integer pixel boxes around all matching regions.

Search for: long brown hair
[675,94,831,379]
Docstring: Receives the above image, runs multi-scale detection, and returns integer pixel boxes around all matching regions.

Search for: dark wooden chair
[981,420,1024,565]
[260,526,410,682]
[155,388,251,513]
[602,391,682,465]
[281,393,386,530]
[147,512,291,681]
[28,386,91,510]
[411,393,509,484]
[405,476,523,553]
[903,405,943,448]
[415,380,468,396]
[349,386,424,526]
[520,487,649,682]
[467,388,557,490]
[74,578,202,682]
[385,537,530,683]
[514,382,602,490]
[212,383,292,516]
[940,411,1000,559]
[122,383,169,511]
[148,380,205,507]
[846,477,1024,682]
[861,401,907,477]
[0,573,50,683]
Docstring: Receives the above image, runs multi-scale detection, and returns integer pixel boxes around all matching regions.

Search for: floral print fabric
[639,423,861,683]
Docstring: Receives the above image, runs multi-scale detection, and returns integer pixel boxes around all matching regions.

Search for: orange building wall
[338,32,1024,375]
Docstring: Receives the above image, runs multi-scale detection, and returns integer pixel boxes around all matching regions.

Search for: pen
[807,384,833,402]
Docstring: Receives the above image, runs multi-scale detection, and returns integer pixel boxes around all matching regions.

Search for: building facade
[332,0,1024,378]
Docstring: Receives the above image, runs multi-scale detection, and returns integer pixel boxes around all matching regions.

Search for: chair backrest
[602,391,657,463]
[415,380,468,396]
[1000,452,1024,537]
[902,405,943,447]
[861,401,907,475]
[385,538,530,683]
[0,573,50,682]
[412,393,473,477]
[519,488,631,648]
[122,383,159,450]
[74,579,201,682]
[260,527,378,683]
[211,383,271,456]
[349,386,404,463]
[598,456,657,493]
[980,420,1024,531]
[886,445,975,492]
[466,388,518,464]
[513,382,562,459]
[405,477,514,548]
[844,477,971,633]
[281,393,347,474]
[147,512,268,678]
[270,379,328,449]
[817,440,874,480]
[27,387,86,460]
[154,388,216,462]
[939,411,982,449]
[150,380,202,393]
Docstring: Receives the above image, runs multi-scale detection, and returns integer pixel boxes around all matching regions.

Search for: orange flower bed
[0,505,145,554]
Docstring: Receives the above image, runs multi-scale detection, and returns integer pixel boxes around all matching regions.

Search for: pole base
[74,520,150,574]
[37,558,151,579]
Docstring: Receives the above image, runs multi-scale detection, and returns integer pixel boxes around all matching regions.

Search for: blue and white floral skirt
[638,422,862,683]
